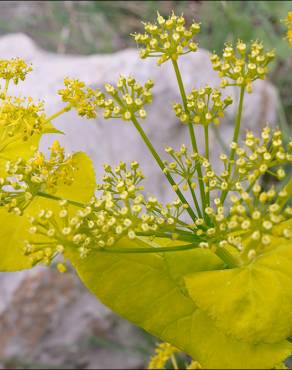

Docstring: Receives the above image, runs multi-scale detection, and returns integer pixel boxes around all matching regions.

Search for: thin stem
[204,124,210,206]
[131,115,197,222]
[171,354,179,370]
[215,247,241,269]
[187,179,202,218]
[171,59,207,217]
[98,237,240,268]
[44,105,71,124]
[98,243,200,254]
[4,79,9,94]
[37,191,86,208]
[221,86,245,203]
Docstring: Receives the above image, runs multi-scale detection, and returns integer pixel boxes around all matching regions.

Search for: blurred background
[0,1,291,369]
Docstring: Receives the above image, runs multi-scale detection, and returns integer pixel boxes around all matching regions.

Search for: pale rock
[0,267,147,369]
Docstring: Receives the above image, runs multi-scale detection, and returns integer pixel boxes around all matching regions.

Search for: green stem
[187,179,202,218]
[4,79,9,94]
[171,59,206,216]
[171,354,179,370]
[131,115,197,223]
[98,238,240,268]
[37,191,86,208]
[98,243,200,254]
[221,86,245,203]
[216,247,241,268]
[204,124,210,206]
[44,105,71,124]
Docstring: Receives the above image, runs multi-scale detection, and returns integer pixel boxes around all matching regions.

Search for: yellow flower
[173,85,233,126]
[132,12,200,65]
[148,342,178,369]
[58,78,98,118]
[210,40,275,92]
[0,96,47,141]
[0,58,32,85]
[96,75,154,122]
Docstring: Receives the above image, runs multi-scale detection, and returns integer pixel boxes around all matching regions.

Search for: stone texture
[0,33,279,369]
[0,267,147,369]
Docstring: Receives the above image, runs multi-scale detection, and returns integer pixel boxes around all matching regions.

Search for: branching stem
[171,59,207,217]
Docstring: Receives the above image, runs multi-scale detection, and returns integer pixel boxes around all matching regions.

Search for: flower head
[0,141,78,214]
[148,342,178,369]
[173,85,233,125]
[58,78,98,118]
[210,40,275,92]
[0,96,47,141]
[132,12,200,65]
[0,58,32,85]
[96,76,154,121]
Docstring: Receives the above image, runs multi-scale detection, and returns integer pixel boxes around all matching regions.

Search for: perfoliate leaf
[0,133,40,177]
[185,240,292,344]
[0,208,33,270]
[53,151,96,203]
[67,238,292,369]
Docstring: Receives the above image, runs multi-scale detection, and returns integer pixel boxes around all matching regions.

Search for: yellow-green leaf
[0,133,40,177]
[185,241,292,344]
[0,208,33,270]
[67,238,292,369]
[52,151,96,203]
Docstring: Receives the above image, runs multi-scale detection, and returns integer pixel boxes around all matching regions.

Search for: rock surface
[0,33,279,369]
[0,267,148,369]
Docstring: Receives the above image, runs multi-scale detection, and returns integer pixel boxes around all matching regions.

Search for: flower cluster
[25,161,184,264]
[163,144,198,191]
[0,96,47,141]
[148,342,178,369]
[173,85,233,126]
[132,11,200,65]
[0,58,32,85]
[95,76,154,121]
[0,141,77,214]
[284,12,292,46]
[186,127,292,196]
[190,181,292,260]
[148,341,202,369]
[224,127,292,192]
[210,40,275,92]
[58,78,98,118]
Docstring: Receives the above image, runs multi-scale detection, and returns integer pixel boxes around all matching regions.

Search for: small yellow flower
[210,40,275,92]
[58,78,98,118]
[0,58,32,85]
[95,75,154,122]
[284,12,292,46]
[173,85,233,126]
[148,342,178,369]
[0,96,47,141]
[132,12,200,65]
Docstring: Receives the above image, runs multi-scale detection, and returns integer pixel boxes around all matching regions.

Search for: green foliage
[67,238,292,369]
[185,240,292,344]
